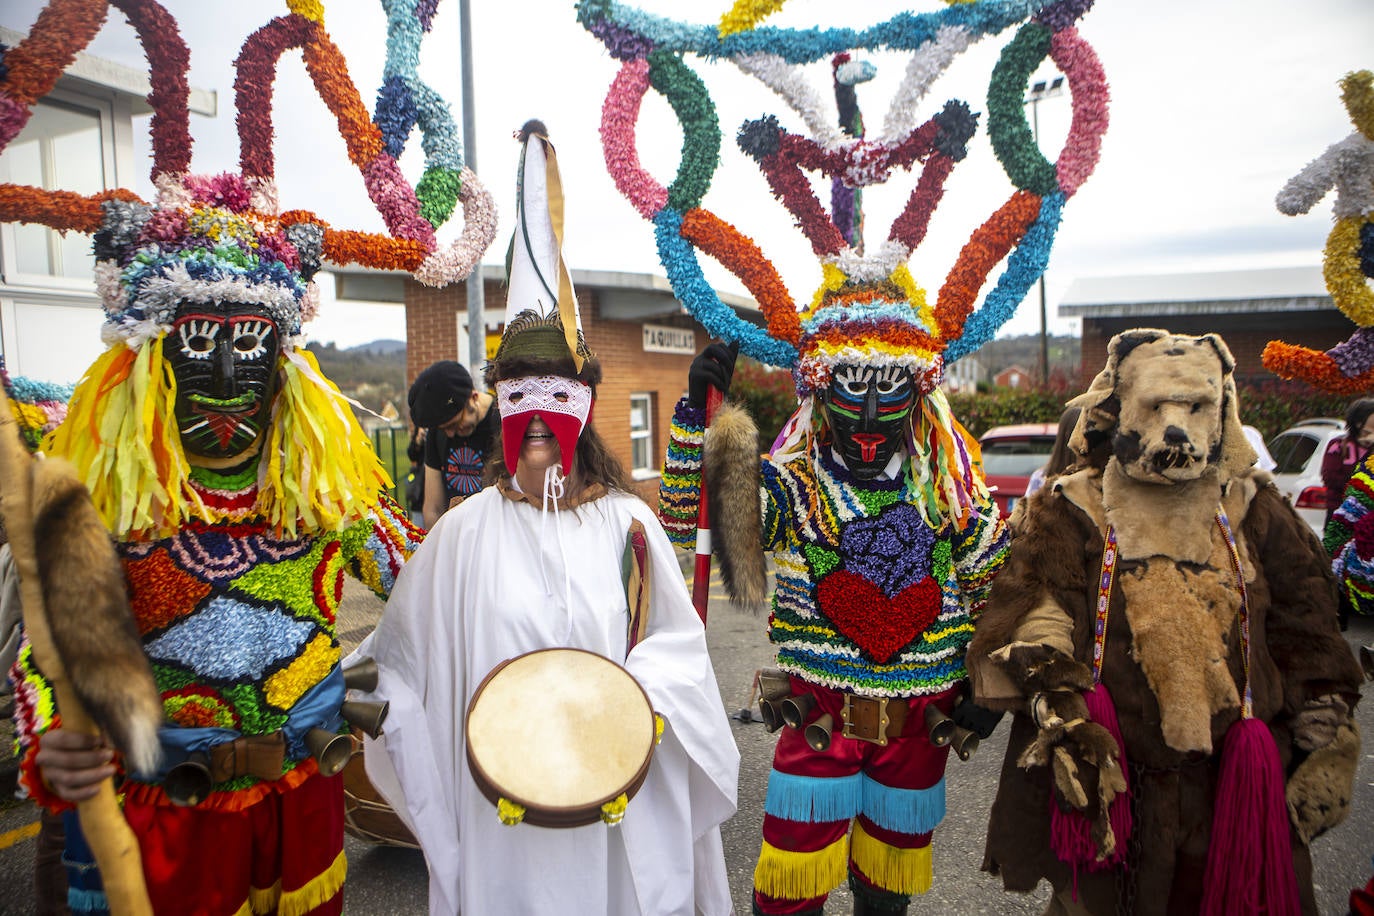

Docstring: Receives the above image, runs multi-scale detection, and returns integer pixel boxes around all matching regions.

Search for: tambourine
[465,648,656,828]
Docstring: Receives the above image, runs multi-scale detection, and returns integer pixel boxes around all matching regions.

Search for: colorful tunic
[664,400,1007,696]
[12,478,422,915]
[660,398,1008,912]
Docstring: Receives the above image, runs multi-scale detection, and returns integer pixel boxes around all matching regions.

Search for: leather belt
[207,732,287,783]
[840,694,909,746]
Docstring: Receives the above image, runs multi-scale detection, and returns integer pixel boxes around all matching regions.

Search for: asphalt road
[3,560,1374,915]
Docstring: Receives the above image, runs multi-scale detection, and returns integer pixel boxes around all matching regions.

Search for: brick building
[338,266,762,503]
[1060,266,1345,382]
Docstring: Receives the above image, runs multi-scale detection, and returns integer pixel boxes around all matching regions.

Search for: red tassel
[1049,683,1133,878]
[1201,717,1300,916]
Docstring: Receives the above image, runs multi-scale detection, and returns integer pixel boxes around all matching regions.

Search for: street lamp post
[1025,76,1063,386]
[459,0,485,370]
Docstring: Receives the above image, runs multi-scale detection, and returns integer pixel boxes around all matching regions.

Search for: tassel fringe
[849,818,933,896]
[1200,718,1300,916]
[763,770,863,823]
[860,775,946,836]
[754,835,849,900]
[276,849,347,916]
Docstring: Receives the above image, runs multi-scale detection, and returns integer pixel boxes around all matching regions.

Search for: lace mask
[495,375,594,476]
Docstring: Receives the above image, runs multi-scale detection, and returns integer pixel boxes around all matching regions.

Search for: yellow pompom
[496,797,526,826]
[600,793,629,826]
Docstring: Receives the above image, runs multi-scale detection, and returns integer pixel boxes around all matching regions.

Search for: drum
[342,729,420,849]
[465,647,656,828]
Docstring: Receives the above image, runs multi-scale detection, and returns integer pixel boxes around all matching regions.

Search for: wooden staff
[0,396,152,914]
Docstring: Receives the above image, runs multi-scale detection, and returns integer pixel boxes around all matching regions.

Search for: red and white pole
[690,386,724,623]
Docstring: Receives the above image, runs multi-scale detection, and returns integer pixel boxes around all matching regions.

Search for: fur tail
[32,457,162,777]
[703,403,768,608]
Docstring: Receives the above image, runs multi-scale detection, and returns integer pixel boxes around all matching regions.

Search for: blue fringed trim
[68,887,109,915]
[861,774,946,835]
[764,770,863,824]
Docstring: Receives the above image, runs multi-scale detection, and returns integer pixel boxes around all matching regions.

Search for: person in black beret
[409,360,497,527]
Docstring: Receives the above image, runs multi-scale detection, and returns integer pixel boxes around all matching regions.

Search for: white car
[1267,418,1344,537]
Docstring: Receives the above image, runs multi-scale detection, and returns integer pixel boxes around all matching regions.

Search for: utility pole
[1025,76,1063,386]
[459,0,485,370]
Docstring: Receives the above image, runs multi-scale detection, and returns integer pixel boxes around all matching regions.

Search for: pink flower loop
[363,153,436,247]
[1051,27,1109,199]
[601,58,668,220]
[414,167,498,287]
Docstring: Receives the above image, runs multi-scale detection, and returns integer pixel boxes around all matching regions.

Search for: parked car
[1268,418,1344,537]
[979,423,1058,518]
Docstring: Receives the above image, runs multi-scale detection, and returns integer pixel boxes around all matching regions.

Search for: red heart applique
[816,570,942,664]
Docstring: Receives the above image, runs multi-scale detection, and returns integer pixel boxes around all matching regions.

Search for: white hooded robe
[350,484,739,915]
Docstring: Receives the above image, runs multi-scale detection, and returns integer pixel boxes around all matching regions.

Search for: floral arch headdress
[580,0,1109,524]
[0,0,498,538]
[1262,70,1374,395]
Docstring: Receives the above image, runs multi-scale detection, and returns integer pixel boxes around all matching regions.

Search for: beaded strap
[1096,510,1250,714]
[1091,526,1119,683]
[1213,509,1253,718]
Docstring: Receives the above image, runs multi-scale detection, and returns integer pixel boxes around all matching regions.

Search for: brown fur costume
[25,457,162,776]
[967,330,1363,915]
[702,402,767,607]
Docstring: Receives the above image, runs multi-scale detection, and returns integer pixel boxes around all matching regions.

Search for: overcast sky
[4,0,1372,349]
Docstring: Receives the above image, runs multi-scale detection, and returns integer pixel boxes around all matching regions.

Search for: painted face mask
[169,302,281,464]
[825,363,915,479]
[495,375,594,477]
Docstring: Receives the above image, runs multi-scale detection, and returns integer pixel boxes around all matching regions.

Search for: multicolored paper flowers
[1263,70,1374,394]
[579,0,1109,393]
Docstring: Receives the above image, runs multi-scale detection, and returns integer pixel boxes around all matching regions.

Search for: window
[0,96,110,283]
[630,393,656,479]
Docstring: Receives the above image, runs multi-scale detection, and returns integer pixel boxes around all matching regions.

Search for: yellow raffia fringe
[247,880,279,915]
[497,797,527,825]
[45,339,207,539]
[601,793,630,825]
[718,0,788,37]
[1324,217,1374,326]
[261,349,390,538]
[275,849,346,916]
[850,818,933,896]
[752,833,849,900]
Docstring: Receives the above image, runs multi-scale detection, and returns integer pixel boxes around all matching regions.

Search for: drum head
[465,648,656,828]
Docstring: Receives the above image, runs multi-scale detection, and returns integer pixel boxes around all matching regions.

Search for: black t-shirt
[424,405,499,504]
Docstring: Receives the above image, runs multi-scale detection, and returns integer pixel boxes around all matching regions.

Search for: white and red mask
[495,375,594,477]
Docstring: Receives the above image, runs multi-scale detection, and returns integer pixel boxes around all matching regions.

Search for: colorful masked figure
[580,2,1112,911]
[351,121,738,916]
[3,1,495,913]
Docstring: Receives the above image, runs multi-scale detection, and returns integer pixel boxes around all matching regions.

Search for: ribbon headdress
[580,0,1110,525]
[0,0,498,538]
